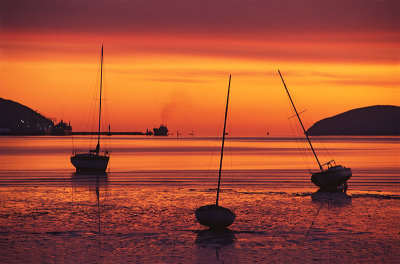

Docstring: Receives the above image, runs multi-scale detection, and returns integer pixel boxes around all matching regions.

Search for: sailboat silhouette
[71,46,110,172]
[195,75,236,228]
[278,70,352,191]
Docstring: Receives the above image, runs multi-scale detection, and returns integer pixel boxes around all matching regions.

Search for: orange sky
[1,0,399,136]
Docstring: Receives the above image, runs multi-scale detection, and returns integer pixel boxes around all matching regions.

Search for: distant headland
[2,98,398,136]
[307,105,400,136]
[0,98,155,136]
[0,98,56,135]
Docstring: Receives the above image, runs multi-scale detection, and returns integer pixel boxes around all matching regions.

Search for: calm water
[0,136,399,263]
[0,136,399,192]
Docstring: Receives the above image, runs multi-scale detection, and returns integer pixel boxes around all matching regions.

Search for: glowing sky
[1,0,399,135]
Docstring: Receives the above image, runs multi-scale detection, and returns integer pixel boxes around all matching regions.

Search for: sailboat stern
[311,166,352,191]
[71,153,109,172]
[195,204,236,229]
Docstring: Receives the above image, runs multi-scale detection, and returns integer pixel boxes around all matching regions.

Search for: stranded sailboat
[195,75,236,229]
[71,46,110,172]
[278,70,352,191]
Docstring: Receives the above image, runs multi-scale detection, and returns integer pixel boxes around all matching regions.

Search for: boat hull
[71,153,109,172]
[311,166,352,191]
[195,205,236,229]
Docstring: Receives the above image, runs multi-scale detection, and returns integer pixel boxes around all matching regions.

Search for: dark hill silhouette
[307,105,400,136]
[0,98,54,134]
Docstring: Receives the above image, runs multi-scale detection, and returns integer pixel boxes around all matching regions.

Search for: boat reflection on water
[306,191,352,238]
[70,172,108,240]
[311,190,352,207]
[195,228,236,247]
[195,228,237,263]
[70,172,108,188]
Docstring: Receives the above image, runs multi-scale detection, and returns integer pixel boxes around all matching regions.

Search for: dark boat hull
[311,166,352,191]
[195,205,236,229]
[71,153,109,172]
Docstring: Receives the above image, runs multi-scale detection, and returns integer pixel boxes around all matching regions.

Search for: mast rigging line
[278,70,323,172]
[216,74,231,207]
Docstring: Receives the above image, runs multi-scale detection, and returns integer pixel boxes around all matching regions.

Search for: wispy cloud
[2,0,399,34]
[2,31,399,64]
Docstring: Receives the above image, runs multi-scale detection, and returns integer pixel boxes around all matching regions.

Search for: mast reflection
[70,172,109,239]
[195,228,237,263]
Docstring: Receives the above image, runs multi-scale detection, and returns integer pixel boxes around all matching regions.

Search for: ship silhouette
[153,124,169,136]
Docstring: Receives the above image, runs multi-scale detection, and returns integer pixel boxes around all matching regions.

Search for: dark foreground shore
[0,185,398,263]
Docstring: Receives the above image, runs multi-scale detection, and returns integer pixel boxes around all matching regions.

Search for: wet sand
[0,184,399,263]
[0,136,398,262]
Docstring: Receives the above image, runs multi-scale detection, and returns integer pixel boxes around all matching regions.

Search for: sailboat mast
[278,70,323,172]
[96,45,104,154]
[216,75,231,206]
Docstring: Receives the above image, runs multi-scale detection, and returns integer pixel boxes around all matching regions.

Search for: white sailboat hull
[71,153,109,172]
[195,205,236,229]
[311,165,352,191]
